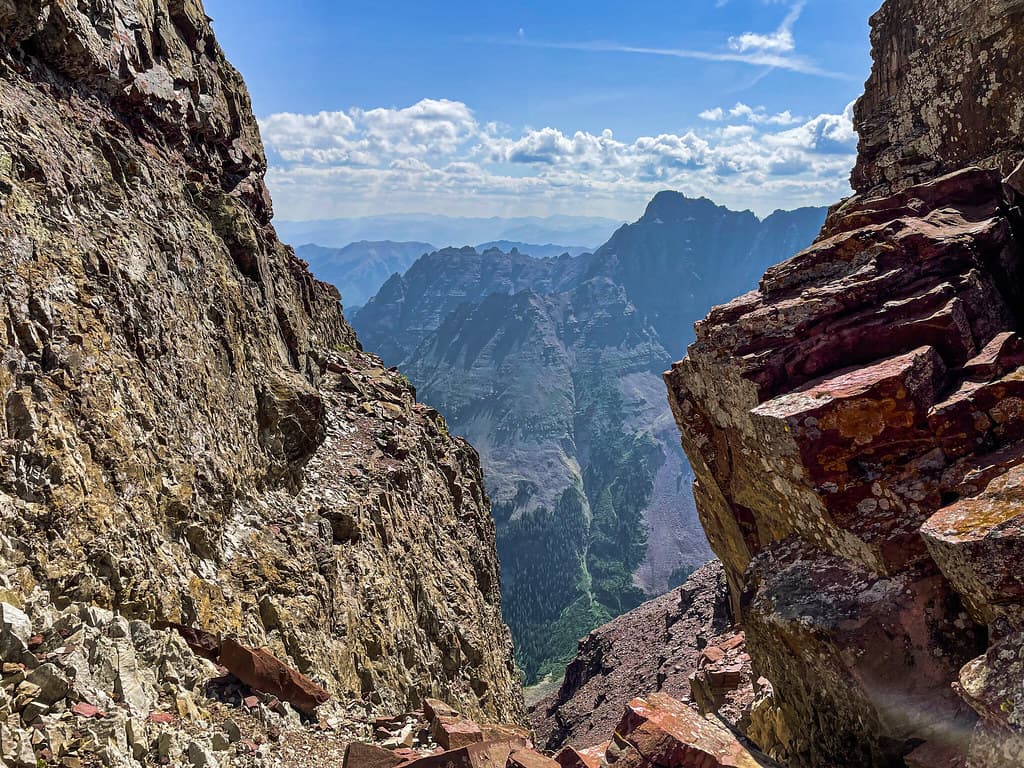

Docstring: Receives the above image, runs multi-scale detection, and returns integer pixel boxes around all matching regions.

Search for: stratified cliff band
[666,1,1024,766]
[0,0,523,731]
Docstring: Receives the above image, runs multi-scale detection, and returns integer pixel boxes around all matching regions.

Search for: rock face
[353,201,824,682]
[852,0,1024,196]
[0,0,522,731]
[666,1,1024,765]
[531,562,730,751]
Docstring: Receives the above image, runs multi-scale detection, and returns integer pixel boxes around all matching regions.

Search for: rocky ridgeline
[666,1,1024,766]
[0,1,522,761]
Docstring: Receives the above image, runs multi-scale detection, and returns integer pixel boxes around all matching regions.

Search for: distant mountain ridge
[277,213,621,250]
[351,192,828,682]
[297,240,594,313]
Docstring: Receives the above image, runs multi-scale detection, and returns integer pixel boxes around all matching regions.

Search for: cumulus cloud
[728,1,805,54]
[259,98,857,220]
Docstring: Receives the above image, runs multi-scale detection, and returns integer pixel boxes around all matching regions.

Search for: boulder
[433,718,485,750]
[344,742,407,768]
[397,740,514,768]
[218,638,329,716]
[507,749,560,768]
[606,693,775,768]
[0,603,31,661]
[922,464,1024,629]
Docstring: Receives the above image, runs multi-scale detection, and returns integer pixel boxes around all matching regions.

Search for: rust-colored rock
[688,630,752,727]
[553,744,605,768]
[344,742,408,768]
[433,718,485,750]
[507,749,561,768]
[922,464,1024,629]
[607,693,775,768]
[219,638,330,716]
[397,741,514,768]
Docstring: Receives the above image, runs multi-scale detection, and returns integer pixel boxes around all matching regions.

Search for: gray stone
[187,740,220,768]
[25,663,69,705]
[0,603,31,662]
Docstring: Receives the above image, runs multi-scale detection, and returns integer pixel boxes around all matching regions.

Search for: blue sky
[205,0,881,220]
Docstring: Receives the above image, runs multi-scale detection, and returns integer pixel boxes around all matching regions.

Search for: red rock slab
[554,745,603,768]
[508,749,561,768]
[961,332,1024,380]
[423,697,461,724]
[344,742,408,768]
[921,463,1024,627]
[609,693,774,768]
[482,724,532,750]
[433,718,485,750]
[219,638,330,716]
[397,740,513,768]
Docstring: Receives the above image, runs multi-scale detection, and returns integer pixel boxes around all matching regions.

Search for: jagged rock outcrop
[666,1,1024,766]
[530,562,730,751]
[0,2,523,756]
[852,0,1024,196]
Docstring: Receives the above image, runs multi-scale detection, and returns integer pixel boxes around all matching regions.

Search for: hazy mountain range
[297,241,594,310]
[276,213,621,251]
[350,193,828,682]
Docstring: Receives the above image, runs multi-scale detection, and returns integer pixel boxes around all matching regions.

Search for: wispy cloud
[505,37,843,78]
[487,1,847,81]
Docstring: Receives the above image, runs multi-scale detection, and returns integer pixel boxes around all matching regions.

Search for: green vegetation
[497,370,662,684]
[668,565,696,589]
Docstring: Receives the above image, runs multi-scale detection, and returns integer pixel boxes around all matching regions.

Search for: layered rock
[0,0,522,737]
[852,0,1024,196]
[666,1,1024,764]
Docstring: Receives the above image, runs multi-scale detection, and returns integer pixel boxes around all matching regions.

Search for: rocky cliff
[0,1,523,754]
[666,1,1024,766]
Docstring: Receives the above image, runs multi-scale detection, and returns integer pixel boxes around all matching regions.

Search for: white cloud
[728,1,805,54]
[259,98,857,220]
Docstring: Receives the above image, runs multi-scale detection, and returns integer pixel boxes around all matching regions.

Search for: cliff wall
[667,1,1024,765]
[0,0,523,726]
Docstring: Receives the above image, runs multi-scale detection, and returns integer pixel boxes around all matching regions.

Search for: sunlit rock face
[665,0,1024,765]
[852,0,1024,197]
[0,0,523,726]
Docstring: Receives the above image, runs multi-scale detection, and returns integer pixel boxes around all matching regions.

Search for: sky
[204,0,881,221]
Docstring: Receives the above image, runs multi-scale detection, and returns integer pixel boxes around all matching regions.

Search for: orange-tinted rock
[219,638,330,716]
[423,698,461,724]
[344,742,407,768]
[433,718,485,750]
[922,464,1024,629]
[508,749,561,768]
[554,744,604,768]
[481,724,533,751]
[607,693,774,768]
[688,630,752,727]
[397,741,513,768]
